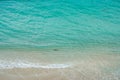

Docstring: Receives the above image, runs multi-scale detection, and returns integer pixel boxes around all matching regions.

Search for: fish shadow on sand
[53,49,59,51]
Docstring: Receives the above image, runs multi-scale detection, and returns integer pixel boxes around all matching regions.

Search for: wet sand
[0,53,120,80]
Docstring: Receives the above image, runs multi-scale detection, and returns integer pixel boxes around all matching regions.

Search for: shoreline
[0,50,120,80]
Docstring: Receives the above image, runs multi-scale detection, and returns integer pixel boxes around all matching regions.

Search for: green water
[0,0,120,51]
[0,1,120,79]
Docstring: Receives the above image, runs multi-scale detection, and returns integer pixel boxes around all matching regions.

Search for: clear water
[0,0,120,51]
[0,1,120,79]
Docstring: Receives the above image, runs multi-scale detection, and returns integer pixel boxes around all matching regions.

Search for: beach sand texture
[0,51,120,80]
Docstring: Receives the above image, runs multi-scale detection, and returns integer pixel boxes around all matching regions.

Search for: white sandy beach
[0,50,120,80]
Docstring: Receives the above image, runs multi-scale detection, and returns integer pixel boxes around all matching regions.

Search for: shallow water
[0,0,120,49]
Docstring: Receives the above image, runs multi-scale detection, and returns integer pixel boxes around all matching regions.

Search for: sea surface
[0,0,120,50]
[0,0,120,80]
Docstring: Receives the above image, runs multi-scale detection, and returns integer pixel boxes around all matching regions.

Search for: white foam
[0,60,72,69]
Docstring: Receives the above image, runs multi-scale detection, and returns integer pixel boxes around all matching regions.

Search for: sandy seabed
[0,49,120,80]
[0,52,120,80]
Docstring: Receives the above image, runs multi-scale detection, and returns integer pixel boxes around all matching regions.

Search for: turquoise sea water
[0,0,120,51]
[0,1,120,79]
